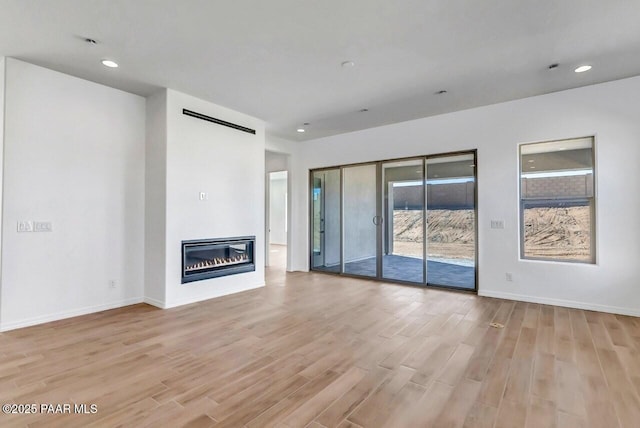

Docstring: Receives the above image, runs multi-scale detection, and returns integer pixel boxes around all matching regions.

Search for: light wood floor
[1,265,640,427]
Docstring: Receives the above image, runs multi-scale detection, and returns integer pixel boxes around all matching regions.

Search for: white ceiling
[2,0,640,142]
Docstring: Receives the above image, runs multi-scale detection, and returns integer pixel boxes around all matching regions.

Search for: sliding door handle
[372,216,384,226]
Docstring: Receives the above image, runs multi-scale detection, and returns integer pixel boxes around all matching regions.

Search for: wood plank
[477,357,511,407]
[462,402,498,428]
[526,396,556,428]
[347,365,415,427]
[386,381,453,428]
[503,358,533,404]
[438,343,476,386]
[315,366,390,428]
[495,399,527,428]
[1,267,638,427]
[282,366,367,427]
[245,369,342,428]
[432,379,482,427]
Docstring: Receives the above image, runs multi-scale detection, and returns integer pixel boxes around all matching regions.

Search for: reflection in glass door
[425,154,476,289]
[343,164,378,277]
[311,169,341,272]
[382,159,425,283]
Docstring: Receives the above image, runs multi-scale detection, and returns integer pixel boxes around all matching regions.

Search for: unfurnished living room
[1,1,640,427]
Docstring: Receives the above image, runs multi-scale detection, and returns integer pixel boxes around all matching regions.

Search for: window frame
[518,136,597,264]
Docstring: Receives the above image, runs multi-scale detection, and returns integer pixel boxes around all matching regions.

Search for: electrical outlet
[491,220,505,229]
[505,272,513,282]
[109,280,117,289]
[33,221,52,232]
[17,221,33,232]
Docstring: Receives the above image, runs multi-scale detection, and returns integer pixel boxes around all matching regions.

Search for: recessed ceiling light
[341,61,355,68]
[530,166,536,169]
[296,128,305,133]
[575,65,592,73]
[101,59,118,68]
[528,159,535,163]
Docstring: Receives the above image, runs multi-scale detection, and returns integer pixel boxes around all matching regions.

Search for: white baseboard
[478,289,640,317]
[0,282,269,332]
[0,297,145,332]
[143,296,167,309]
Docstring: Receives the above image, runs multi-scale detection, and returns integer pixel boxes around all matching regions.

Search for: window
[519,137,595,263]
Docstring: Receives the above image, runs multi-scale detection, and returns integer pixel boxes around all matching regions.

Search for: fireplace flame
[185,253,250,272]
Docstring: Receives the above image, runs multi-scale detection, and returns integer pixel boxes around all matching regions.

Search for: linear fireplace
[182,236,255,283]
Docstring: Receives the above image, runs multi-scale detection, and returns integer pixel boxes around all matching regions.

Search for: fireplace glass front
[182,236,255,283]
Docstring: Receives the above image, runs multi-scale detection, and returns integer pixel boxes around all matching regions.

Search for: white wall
[266,150,288,173]
[269,174,287,245]
[144,90,167,306]
[291,76,640,316]
[0,57,5,320]
[0,59,146,330]
[163,89,265,307]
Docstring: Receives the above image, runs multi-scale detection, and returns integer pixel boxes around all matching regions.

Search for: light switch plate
[17,221,33,232]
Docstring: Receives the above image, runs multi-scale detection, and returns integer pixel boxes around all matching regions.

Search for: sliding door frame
[423,150,479,292]
[309,149,478,293]
[308,167,343,273]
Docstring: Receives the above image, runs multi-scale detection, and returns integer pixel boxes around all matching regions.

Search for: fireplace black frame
[181,236,255,284]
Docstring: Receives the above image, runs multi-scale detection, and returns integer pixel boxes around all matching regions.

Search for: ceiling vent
[182,109,256,135]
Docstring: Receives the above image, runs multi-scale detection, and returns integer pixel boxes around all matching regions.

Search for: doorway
[266,147,290,270]
[309,151,477,291]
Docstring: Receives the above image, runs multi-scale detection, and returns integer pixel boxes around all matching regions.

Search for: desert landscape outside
[392,206,591,263]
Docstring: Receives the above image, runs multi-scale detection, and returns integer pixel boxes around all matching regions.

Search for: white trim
[163,282,265,309]
[0,297,144,332]
[143,296,167,309]
[478,289,640,317]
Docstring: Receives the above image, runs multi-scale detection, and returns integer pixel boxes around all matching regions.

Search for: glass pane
[520,137,595,262]
[382,159,424,283]
[426,154,476,289]
[311,169,341,272]
[343,164,378,277]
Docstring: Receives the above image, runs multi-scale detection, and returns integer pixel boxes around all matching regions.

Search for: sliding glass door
[343,164,378,277]
[311,169,341,272]
[309,151,477,291]
[425,154,476,290]
[382,159,425,283]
